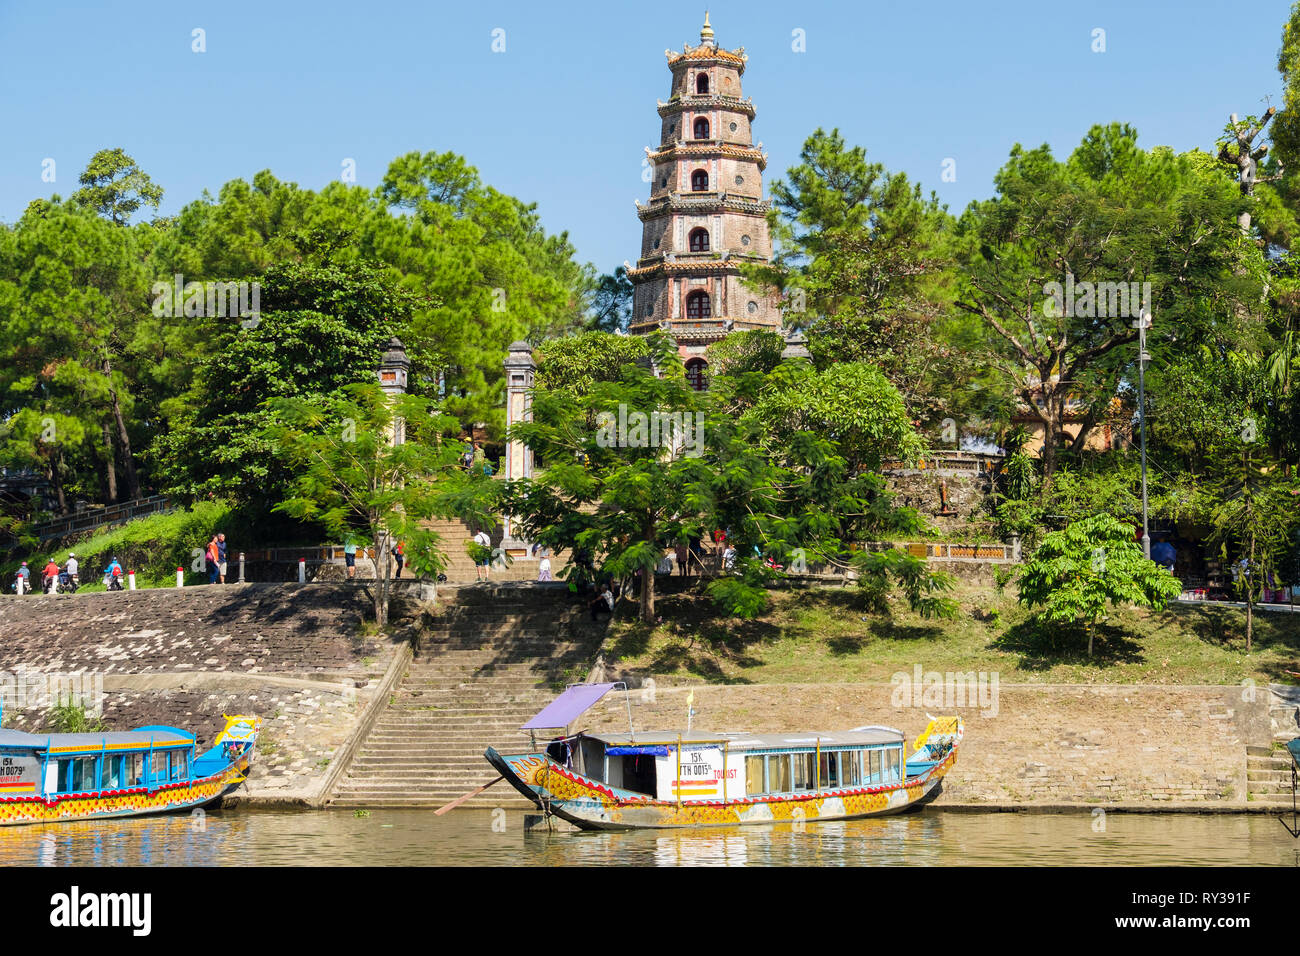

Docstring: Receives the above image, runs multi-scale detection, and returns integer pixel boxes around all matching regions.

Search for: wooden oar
[434,776,504,815]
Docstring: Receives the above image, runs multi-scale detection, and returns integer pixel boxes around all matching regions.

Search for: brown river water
[0,808,1297,866]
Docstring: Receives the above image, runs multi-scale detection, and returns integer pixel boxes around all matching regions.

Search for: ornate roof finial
[700,11,714,46]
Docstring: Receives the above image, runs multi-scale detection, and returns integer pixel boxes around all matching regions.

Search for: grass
[602,585,1300,686]
[45,703,108,733]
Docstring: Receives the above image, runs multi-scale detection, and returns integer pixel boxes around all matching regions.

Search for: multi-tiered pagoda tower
[629,14,781,385]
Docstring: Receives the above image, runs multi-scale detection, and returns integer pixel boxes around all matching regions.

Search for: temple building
[628,14,782,387]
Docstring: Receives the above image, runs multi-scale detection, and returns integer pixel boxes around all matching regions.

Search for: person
[103,557,124,591]
[391,540,405,579]
[473,529,491,582]
[42,557,59,594]
[1150,538,1176,573]
[217,533,228,584]
[343,538,358,580]
[590,583,615,621]
[206,536,220,585]
[538,554,552,582]
[722,544,737,571]
[14,561,30,593]
[65,553,79,589]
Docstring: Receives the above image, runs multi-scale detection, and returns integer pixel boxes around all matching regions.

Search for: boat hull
[0,752,250,827]
[485,743,958,831]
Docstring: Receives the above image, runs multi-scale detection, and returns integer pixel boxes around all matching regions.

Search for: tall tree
[71,148,164,226]
[955,124,1249,480]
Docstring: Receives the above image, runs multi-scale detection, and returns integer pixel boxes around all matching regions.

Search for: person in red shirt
[42,558,59,593]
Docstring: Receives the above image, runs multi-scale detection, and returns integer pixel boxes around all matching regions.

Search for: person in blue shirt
[1150,539,1177,572]
[102,558,124,591]
[217,533,228,584]
[14,561,30,593]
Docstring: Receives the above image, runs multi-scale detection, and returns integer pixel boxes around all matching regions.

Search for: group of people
[342,537,405,580]
[203,533,229,584]
[11,553,126,594]
[460,441,494,477]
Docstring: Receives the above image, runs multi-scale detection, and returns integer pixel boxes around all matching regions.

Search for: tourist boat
[0,715,260,826]
[483,684,962,830]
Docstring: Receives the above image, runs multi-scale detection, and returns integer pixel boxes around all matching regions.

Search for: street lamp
[1135,308,1152,560]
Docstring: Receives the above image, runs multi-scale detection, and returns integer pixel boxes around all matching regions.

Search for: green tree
[266,382,495,625]
[955,124,1250,480]
[71,148,164,226]
[1017,514,1182,657]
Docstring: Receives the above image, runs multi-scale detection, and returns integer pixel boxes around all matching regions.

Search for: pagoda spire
[700,11,714,46]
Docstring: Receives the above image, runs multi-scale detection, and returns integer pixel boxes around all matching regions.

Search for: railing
[859,540,1018,562]
[34,495,173,540]
[880,450,1005,474]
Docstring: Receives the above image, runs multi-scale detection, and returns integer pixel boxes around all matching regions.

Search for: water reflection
[0,809,1294,866]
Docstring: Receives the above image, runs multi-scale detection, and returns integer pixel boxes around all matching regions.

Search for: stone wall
[0,583,416,803]
[581,681,1266,806]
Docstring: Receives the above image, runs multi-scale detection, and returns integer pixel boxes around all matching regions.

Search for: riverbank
[579,681,1286,808]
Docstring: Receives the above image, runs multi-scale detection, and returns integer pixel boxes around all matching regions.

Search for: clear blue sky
[0,0,1292,275]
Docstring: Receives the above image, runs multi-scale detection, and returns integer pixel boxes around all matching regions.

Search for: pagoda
[629,13,781,386]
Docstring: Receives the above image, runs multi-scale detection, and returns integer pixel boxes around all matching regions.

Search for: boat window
[841,751,861,787]
[127,753,144,786]
[866,749,882,785]
[818,751,840,789]
[68,756,96,792]
[172,751,188,780]
[767,754,791,793]
[884,747,900,783]
[150,752,168,783]
[103,756,124,790]
[792,752,815,790]
[745,755,765,796]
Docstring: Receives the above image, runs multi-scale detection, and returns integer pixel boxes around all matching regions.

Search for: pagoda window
[688,228,710,252]
[693,117,710,140]
[690,169,708,191]
[696,73,709,94]
[685,358,709,391]
[685,291,711,318]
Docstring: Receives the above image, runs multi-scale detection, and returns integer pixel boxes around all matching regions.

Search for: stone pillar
[377,337,410,445]
[501,341,535,551]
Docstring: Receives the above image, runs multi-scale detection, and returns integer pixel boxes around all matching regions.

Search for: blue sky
[0,0,1292,275]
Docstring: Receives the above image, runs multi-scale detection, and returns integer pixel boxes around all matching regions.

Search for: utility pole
[1136,308,1152,560]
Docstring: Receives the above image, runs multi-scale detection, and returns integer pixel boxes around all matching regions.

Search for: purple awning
[522,683,618,730]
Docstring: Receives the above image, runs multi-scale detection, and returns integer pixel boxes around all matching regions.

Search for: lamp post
[1135,308,1152,560]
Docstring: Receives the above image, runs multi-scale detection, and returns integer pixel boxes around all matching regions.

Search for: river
[0,808,1297,866]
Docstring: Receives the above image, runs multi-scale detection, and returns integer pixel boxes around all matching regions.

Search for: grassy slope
[603,585,1300,686]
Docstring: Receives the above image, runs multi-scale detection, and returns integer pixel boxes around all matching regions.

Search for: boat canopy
[584,727,904,751]
[0,727,194,752]
[523,682,620,730]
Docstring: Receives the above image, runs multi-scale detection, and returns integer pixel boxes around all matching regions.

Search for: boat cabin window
[150,751,168,783]
[608,754,656,796]
[866,749,882,785]
[58,756,97,793]
[841,751,861,786]
[127,753,144,786]
[745,755,764,796]
[818,751,841,788]
[793,752,816,791]
[883,748,900,783]
[767,754,791,793]
[172,751,188,780]
[103,755,124,790]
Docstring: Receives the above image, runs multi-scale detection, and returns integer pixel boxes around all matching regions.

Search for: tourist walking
[205,536,219,585]
[538,553,552,582]
[216,533,228,583]
[473,529,491,582]
[343,538,358,579]
[392,540,405,579]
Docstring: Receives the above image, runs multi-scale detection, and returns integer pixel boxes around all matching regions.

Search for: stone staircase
[327,583,607,808]
[1246,685,1300,806]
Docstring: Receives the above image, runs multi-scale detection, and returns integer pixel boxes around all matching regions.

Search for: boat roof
[584,726,904,750]
[0,726,195,751]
